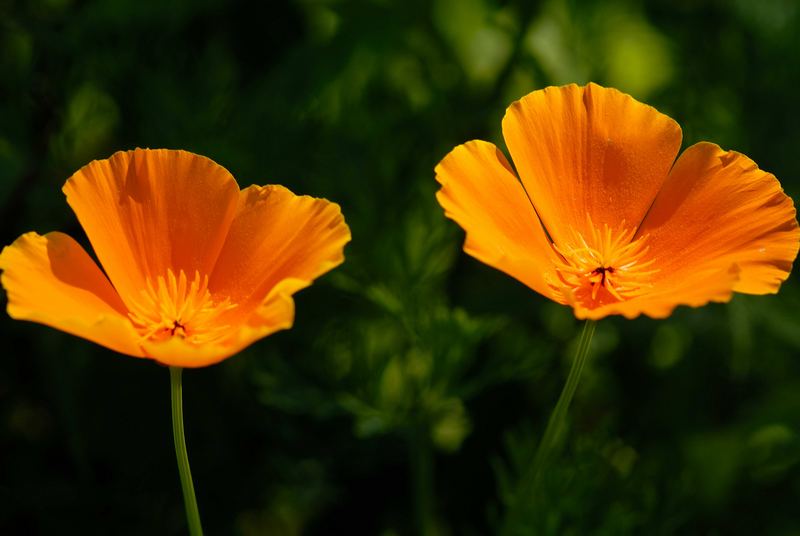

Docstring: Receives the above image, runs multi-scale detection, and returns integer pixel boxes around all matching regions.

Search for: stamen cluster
[127,269,237,345]
[551,220,657,305]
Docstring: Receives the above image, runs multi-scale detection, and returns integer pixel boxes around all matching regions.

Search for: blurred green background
[2,0,800,534]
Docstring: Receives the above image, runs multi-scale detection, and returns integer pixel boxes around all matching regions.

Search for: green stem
[502,320,597,533]
[170,367,204,536]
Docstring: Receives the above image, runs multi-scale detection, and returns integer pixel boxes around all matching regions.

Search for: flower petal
[209,184,351,321]
[62,149,240,308]
[436,140,562,301]
[502,83,682,244]
[0,232,144,356]
[638,142,799,296]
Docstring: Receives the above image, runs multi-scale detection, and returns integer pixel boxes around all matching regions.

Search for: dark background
[2,0,800,534]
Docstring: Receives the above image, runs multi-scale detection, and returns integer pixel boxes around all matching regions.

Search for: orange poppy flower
[0,149,351,366]
[436,83,799,319]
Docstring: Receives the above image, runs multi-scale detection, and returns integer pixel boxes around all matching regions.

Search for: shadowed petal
[435,140,562,301]
[209,184,351,325]
[63,149,240,309]
[502,83,682,244]
[0,232,144,356]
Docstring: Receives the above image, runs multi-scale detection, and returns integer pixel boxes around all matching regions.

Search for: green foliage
[252,202,502,453]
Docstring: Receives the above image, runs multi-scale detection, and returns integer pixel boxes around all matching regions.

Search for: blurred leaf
[684,432,744,509]
[747,424,800,483]
[433,0,514,86]
[52,83,119,167]
[597,6,674,98]
[648,323,691,370]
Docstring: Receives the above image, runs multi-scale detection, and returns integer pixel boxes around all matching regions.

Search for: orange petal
[62,149,240,309]
[502,83,682,244]
[638,142,799,296]
[0,232,144,356]
[209,184,351,323]
[435,140,562,301]
[140,286,295,368]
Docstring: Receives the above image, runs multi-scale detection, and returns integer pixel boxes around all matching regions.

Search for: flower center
[550,221,657,306]
[127,269,236,344]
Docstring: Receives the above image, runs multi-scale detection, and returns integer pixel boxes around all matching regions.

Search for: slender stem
[502,320,597,533]
[409,423,435,536]
[530,320,596,482]
[170,367,204,536]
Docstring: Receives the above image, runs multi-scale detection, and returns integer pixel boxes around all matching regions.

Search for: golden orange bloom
[436,83,799,319]
[0,149,351,366]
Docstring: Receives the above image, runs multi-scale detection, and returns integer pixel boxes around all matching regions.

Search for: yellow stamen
[127,269,237,345]
[550,217,658,307]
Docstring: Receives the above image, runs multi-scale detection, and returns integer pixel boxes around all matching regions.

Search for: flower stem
[170,367,204,536]
[502,319,597,533]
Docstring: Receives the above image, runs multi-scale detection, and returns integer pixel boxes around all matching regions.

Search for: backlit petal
[638,142,799,296]
[62,149,240,309]
[0,232,144,356]
[502,83,682,244]
[435,140,562,301]
[209,184,351,322]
